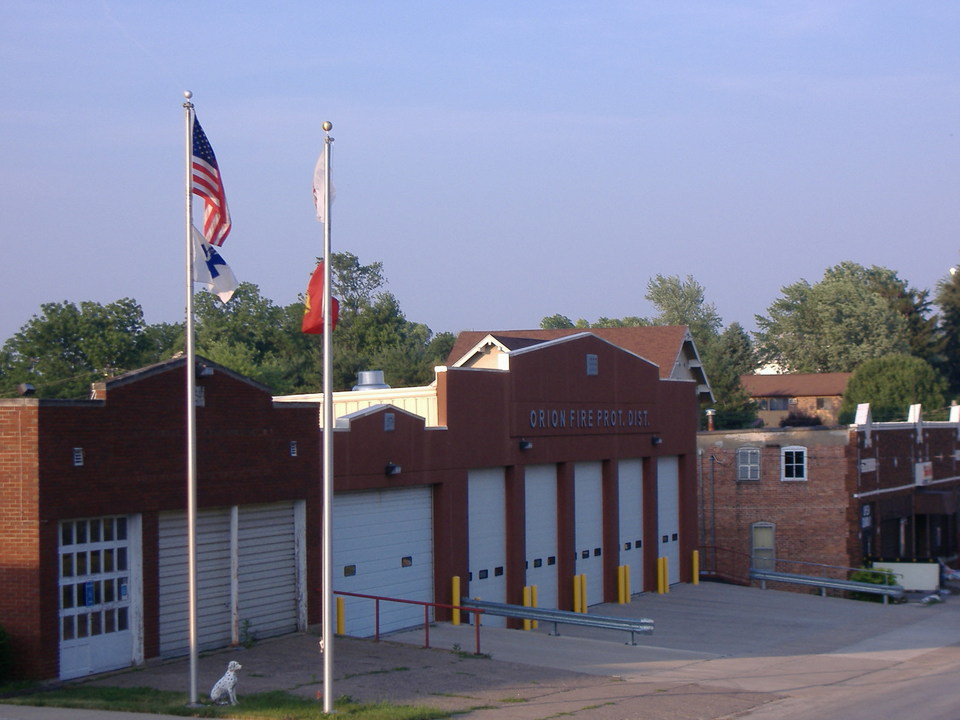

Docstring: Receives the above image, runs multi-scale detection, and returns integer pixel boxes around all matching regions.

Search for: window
[736,447,760,481]
[781,446,807,481]
[752,522,775,570]
[757,397,789,411]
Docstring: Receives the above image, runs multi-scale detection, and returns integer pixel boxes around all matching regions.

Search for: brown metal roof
[739,372,852,398]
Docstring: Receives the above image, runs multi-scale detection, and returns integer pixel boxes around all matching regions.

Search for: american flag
[191,115,231,246]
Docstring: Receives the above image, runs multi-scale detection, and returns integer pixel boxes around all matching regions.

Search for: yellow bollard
[522,586,532,631]
[573,575,582,614]
[617,566,625,604]
[336,596,345,635]
[692,550,700,586]
[663,557,670,593]
[657,557,666,594]
[531,585,539,629]
[625,564,631,603]
[579,573,588,613]
[452,576,461,626]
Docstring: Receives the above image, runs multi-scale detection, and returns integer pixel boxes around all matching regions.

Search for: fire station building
[1,328,703,680]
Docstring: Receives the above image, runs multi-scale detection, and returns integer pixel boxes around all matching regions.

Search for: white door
[468,468,507,627]
[59,515,141,679]
[618,459,644,594]
[657,456,680,584]
[574,462,604,606]
[334,487,434,637]
[524,465,558,610]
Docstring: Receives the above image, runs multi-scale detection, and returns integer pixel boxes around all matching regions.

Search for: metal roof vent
[353,370,391,391]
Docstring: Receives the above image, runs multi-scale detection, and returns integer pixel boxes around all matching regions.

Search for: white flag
[312,149,335,223]
[192,225,238,303]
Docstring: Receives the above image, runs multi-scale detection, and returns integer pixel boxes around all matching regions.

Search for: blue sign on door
[84,581,95,607]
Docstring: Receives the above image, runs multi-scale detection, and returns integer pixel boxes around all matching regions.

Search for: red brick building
[697,404,960,583]
[2,329,702,680]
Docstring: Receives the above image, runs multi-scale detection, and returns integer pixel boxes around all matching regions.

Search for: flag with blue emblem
[192,225,238,303]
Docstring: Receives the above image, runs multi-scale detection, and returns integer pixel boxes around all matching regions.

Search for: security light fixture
[385,462,402,477]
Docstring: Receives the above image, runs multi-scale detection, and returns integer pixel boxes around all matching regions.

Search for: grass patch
[498,696,528,703]
[5,686,451,719]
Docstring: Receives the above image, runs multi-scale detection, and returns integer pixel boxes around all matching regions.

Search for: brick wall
[697,427,858,580]
[0,402,45,678]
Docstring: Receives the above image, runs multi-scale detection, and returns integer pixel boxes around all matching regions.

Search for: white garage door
[334,487,433,637]
[657,456,680,584]
[524,465,558,610]
[618,459,644,594]
[468,468,507,627]
[159,502,303,657]
[574,462,604,607]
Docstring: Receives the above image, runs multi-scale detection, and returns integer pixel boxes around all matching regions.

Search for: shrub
[849,566,897,602]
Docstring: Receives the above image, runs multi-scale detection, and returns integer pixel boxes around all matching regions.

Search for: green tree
[701,322,759,429]
[540,314,575,329]
[840,354,948,422]
[645,274,722,352]
[755,263,911,373]
[0,299,173,398]
[935,264,960,394]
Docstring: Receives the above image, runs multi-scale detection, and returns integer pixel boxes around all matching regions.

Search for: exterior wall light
[519,439,533,451]
[385,462,402,477]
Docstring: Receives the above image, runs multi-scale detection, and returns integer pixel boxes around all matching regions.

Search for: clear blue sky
[2,1,959,343]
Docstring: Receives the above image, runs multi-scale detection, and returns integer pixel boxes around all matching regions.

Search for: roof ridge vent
[353,370,391,391]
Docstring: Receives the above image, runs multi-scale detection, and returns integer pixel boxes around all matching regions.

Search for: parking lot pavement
[6,582,960,720]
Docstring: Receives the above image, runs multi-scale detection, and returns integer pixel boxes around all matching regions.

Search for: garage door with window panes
[59,516,140,679]
[618,459,643,591]
[524,465,558,610]
[657,456,681,585]
[467,468,507,627]
[574,462,604,606]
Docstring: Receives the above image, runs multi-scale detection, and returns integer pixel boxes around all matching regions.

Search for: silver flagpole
[182,90,200,706]
[320,120,335,714]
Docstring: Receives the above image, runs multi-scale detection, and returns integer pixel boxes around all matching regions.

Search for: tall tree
[0,299,174,398]
[840,354,948,422]
[755,263,910,373]
[935,264,960,395]
[645,274,722,351]
[700,322,758,429]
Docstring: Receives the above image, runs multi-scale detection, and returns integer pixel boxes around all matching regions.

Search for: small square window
[624,542,632,551]
[782,446,807,481]
[593,547,602,557]
[343,565,357,577]
[533,558,543,568]
[384,413,395,432]
[737,447,760,482]
[494,566,504,576]
[547,556,556,566]
[401,556,413,568]
[585,354,599,376]
[478,569,488,580]
[581,550,590,559]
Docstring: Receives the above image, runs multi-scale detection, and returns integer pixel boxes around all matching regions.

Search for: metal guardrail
[466,598,654,645]
[750,569,905,604]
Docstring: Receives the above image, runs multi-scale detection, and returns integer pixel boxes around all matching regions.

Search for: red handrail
[329,590,485,655]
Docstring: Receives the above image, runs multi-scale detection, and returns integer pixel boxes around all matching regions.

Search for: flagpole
[182,90,200,706]
[320,120,335,714]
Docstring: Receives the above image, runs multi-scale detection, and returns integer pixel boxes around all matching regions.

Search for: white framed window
[736,447,760,481]
[752,522,775,570]
[781,446,807,481]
